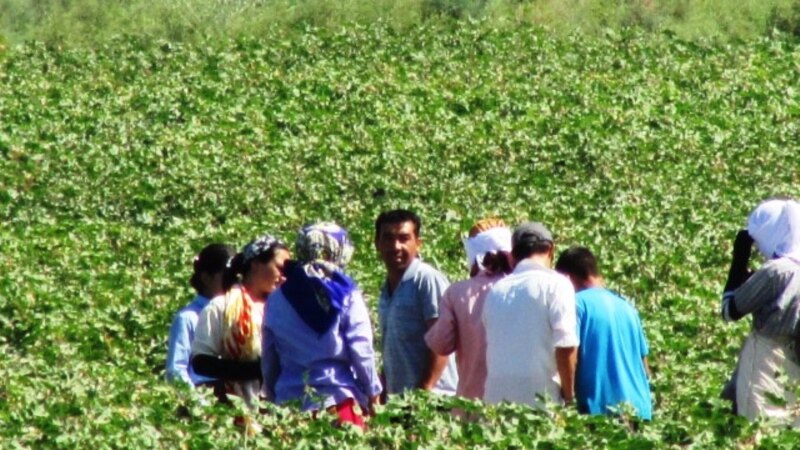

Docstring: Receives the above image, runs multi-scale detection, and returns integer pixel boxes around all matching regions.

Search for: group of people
[163,200,800,431]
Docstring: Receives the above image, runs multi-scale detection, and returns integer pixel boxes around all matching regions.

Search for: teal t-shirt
[575,287,652,420]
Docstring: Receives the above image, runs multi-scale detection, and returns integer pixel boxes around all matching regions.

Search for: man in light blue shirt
[375,209,458,395]
[555,246,652,420]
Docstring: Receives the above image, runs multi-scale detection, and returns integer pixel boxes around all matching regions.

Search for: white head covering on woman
[462,219,512,271]
[747,199,800,261]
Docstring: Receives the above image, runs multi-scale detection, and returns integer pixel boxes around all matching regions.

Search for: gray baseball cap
[512,222,554,247]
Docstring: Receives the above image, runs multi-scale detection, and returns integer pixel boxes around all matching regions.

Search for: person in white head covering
[721,198,800,426]
[424,218,513,400]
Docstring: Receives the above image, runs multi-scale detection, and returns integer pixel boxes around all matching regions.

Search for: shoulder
[739,258,797,292]
[265,288,289,314]
[532,268,573,293]
[446,278,473,294]
[488,273,519,293]
[344,288,366,307]
[439,278,474,304]
[414,260,448,282]
[761,257,800,276]
[174,306,200,325]
[206,289,238,313]
[411,261,449,293]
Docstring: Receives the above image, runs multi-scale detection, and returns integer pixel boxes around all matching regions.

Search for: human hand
[732,229,754,262]
[418,380,436,391]
[367,395,381,417]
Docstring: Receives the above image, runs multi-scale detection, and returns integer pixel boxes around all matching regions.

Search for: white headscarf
[747,199,800,260]
[462,227,512,271]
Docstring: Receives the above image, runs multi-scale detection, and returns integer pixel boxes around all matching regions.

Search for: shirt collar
[381,257,422,295]
[513,258,549,274]
[400,257,422,283]
[192,294,212,308]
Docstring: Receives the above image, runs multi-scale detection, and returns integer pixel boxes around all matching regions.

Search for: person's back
[483,222,578,409]
[575,287,651,419]
[265,286,375,409]
[555,246,652,420]
[261,223,382,428]
[483,263,575,407]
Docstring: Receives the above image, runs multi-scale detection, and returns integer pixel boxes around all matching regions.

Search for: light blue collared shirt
[379,258,459,395]
[166,295,216,386]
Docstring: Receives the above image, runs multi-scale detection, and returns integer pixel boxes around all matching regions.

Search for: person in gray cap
[481,222,579,409]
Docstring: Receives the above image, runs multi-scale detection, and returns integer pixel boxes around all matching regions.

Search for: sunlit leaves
[1,24,800,447]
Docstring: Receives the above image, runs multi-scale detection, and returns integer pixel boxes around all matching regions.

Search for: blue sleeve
[166,313,193,386]
[575,295,585,337]
[637,313,649,358]
[418,268,450,321]
[342,291,383,398]
[261,318,280,401]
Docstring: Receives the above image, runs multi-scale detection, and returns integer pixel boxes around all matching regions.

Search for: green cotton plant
[1,23,800,448]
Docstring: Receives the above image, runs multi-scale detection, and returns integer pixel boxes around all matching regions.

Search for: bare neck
[577,275,604,292]
[241,278,268,301]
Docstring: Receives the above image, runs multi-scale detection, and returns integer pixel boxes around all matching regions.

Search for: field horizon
[2,0,800,47]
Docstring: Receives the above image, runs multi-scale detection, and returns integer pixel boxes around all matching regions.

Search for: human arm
[555,346,577,403]
[419,318,451,390]
[190,299,261,381]
[424,286,458,356]
[166,313,194,385]
[341,291,383,405]
[551,276,580,403]
[723,230,754,293]
[721,263,779,322]
[417,269,451,391]
[191,355,261,381]
[260,324,280,401]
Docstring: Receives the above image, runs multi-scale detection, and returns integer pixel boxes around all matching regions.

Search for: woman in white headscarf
[424,218,513,400]
[721,198,800,425]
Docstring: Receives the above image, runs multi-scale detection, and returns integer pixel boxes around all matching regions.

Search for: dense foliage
[1,24,800,448]
[3,0,800,46]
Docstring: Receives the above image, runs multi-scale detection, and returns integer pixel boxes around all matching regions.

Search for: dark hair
[190,243,235,293]
[554,246,600,282]
[472,251,513,277]
[511,240,553,261]
[222,243,289,291]
[375,209,422,240]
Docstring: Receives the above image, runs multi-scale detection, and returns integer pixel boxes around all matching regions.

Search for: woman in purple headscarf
[261,222,382,428]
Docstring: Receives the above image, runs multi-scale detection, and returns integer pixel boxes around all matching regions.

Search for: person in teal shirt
[555,246,652,420]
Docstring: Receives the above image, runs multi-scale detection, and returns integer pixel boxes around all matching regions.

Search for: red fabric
[334,398,365,429]
[311,398,366,429]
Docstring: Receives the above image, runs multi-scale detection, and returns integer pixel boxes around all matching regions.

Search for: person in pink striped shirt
[424,218,513,399]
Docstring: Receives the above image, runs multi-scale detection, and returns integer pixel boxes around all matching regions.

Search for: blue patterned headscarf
[241,234,283,265]
[281,223,357,335]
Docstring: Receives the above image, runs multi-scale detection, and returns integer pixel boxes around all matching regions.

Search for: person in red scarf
[191,235,290,433]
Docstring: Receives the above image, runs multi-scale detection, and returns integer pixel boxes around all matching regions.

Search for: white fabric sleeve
[191,300,223,357]
[549,276,579,348]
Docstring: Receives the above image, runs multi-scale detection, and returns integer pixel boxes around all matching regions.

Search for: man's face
[375,220,421,275]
